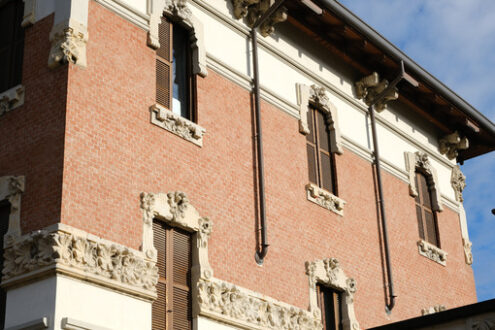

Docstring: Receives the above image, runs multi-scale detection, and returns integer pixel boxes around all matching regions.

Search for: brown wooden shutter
[152,220,192,330]
[152,221,167,330]
[317,285,342,330]
[0,0,24,92]
[415,172,440,247]
[0,202,11,328]
[156,17,173,110]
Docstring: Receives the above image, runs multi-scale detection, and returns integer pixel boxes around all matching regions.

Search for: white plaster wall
[4,275,151,330]
[5,277,57,329]
[120,0,147,14]
[54,275,151,330]
[36,0,56,22]
[196,316,241,330]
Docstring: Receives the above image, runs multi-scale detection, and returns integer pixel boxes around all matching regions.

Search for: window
[156,16,196,121]
[317,285,342,330]
[415,171,440,247]
[0,0,24,92]
[0,201,10,328]
[306,107,337,194]
[152,219,192,330]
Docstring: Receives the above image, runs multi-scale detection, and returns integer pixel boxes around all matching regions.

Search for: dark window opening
[156,17,196,122]
[0,0,25,92]
[152,219,192,330]
[317,285,343,330]
[306,107,337,194]
[414,171,440,247]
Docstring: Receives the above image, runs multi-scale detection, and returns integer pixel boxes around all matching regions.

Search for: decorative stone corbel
[421,305,446,315]
[48,0,89,68]
[22,0,37,27]
[439,131,469,160]
[0,176,25,247]
[231,0,288,37]
[306,183,346,216]
[296,83,343,154]
[404,151,443,212]
[148,0,207,77]
[150,104,206,146]
[451,165,466,203]
[417,240,447,266]
[355,72,398,112]
[0,85,25,116]
[463,238,473,265]
[305,258,360,330]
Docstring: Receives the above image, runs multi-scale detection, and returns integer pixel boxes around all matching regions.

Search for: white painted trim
[61,317,112,330]
[5,317,48,330]
[93,0,150,30]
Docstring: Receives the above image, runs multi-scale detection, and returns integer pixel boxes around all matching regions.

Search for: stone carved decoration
[451,165,466,202]
[417,240,447,266]
[0,176,25,247]
[148,0,208,77]
[355,72,398,112]
[232,0,288,37]
[421,304,446,315]
[404,151,443,212]
[22,0,36,27]
[48,21,88,68]
[306,183,346,216]
[305,258,360,330]
[2,225,158,300]
[296,83,343,154]
[150,104,206,147]
[471,317,495,330]
[0,85,25,116]
[439,131,469,160]
[463,238,473,265]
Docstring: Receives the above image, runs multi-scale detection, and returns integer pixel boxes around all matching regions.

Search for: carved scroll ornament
[306,183,346,216]
[232,0,288,37]
[451,165,466,203]
[48,21,88,68]
[0,85,25,116]
[0,176,25,246]
[355,72,398,112]
[417,240,447,266]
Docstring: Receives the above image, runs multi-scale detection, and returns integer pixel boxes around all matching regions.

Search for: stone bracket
[306,183,345,216]
[0,176,25,247]
[355,72,398,112]
[0,85,25,117]
[231,0,288,37]
[296,83,343,154]
[417,239,447,266]
[150,104,206,147]
[439,131,469,160]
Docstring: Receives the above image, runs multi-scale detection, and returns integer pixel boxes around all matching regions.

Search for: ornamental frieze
[2,226,158,300]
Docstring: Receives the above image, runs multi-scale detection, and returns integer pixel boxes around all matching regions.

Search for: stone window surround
[140,191,323,329]
[0,85,25,117]
[417,239,447,266]
[404,151,443,212]
[0,176,25,246]
[305,258,360,330]
[451,165,473,265]
[297,83,346,216]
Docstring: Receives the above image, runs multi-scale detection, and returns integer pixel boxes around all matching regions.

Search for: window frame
[414,171,441,247]
[317,284,343,330]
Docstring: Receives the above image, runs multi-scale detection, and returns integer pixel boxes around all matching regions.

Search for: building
[1,0,494,329]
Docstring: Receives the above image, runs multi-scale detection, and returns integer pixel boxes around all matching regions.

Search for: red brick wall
[59,2,476,328]
[0,14,67,234]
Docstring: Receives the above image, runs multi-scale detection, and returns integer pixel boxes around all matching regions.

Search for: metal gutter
[320,0,495,137]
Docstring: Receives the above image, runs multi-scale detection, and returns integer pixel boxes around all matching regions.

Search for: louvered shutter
[0,0,24,92]
[317,285,343,330]
[415,172,439,246]
[172,229,192,330]
[0,202,11,328]
[152,221,167,330]
[156,17,173,110]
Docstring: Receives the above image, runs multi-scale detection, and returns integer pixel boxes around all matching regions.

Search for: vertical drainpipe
[251,0,288,265]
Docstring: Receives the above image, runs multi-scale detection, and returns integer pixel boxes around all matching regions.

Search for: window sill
[417,239,447,266]
[0,85,25,116]
[150,103,206,147]
[305,183,346,216]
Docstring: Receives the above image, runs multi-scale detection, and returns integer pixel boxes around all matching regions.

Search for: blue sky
[338,0,495,301]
